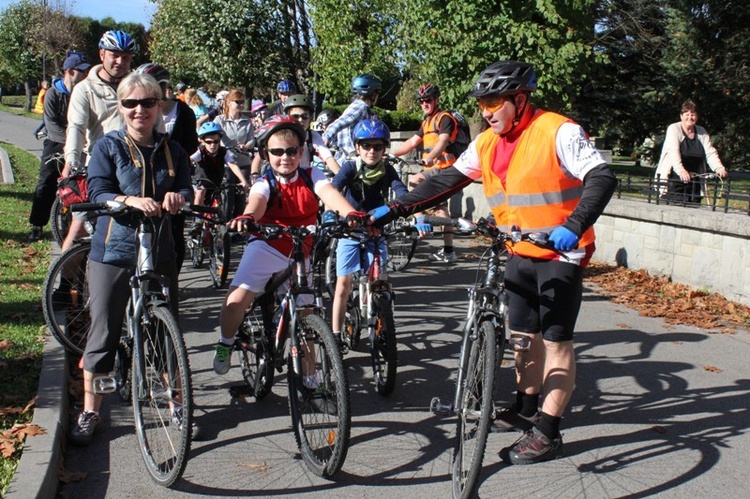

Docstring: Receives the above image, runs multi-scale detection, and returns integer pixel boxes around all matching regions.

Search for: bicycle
[384,155,422,272]
[187,177,241,288]
[230,220,351,478]
[64,201,216,487]
[41,152,69,245]
[426,217,558,499]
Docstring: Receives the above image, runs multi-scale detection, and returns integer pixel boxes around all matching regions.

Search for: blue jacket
[87,128,193,267]
[332,158,408,212]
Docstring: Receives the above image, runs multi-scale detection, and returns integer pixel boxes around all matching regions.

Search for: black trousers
[29,139,64,227]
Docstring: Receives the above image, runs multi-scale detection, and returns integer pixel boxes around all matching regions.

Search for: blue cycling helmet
[276,79,298,94]
[198,122,223,138]
[99,30,136,52]
[351,74,382,96]
[353,118,390,145]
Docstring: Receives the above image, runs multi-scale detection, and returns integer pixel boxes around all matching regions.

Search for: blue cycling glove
[369,205,393,224]
[321,210,338,226]
[548,226,579,252]
[415,216,432,233]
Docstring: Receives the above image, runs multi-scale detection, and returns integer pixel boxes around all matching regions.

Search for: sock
[514,391,539,418]
[444,246,455,254]
[535,411,561,439]
[218,336,234,346]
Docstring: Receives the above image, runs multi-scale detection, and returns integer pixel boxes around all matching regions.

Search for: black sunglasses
[418,98,434,104]
[290,113,310,120]
[203,139,220,145]
[233,99,245,104]
[121,98,159,109]
[267,146,300,157]
[359,142,386,152]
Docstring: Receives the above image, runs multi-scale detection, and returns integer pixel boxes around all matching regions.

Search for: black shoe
[499,427,563,465]
[491,407,540,433]
[28,226,44,243]
[70,410,100,446]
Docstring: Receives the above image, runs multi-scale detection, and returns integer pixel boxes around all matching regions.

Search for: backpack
[447,110,471,157]
[263,166,315,208]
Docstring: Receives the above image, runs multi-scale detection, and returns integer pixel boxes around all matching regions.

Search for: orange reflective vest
[422,111,458,170]
[476,111,595,259]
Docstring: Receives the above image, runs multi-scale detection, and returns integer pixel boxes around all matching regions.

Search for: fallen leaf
[651,425,668,434]
[617,323,630,329]
[703,365,723,373]
[1,439,16,458]
[238,461,270,473]
[0,339,14,350]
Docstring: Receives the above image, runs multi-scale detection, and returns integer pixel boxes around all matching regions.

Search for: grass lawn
[0,95,43,119]
[0,142,49,495]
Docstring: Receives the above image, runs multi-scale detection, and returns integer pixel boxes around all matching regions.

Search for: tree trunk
[24,80,33,112]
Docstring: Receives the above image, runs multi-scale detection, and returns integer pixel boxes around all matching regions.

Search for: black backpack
[447,110,471,157]
[263,166,315,208]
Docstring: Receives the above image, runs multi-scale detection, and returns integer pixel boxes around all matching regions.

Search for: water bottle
[137,225,154,272]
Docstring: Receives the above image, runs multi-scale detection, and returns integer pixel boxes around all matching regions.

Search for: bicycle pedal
[430,396,453,415]
[509,334,531,352]
[229,385,254,398]
[93,375,118,395]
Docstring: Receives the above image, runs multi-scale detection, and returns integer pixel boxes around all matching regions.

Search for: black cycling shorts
[504,255,583,342]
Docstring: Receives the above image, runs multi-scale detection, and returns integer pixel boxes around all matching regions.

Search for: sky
[0,0,155,28]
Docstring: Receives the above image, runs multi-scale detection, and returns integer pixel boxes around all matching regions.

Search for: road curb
[0,146,15,184]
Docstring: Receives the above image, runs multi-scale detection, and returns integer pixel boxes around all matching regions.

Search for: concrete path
[0,110,44,158]
[56,239,750,498]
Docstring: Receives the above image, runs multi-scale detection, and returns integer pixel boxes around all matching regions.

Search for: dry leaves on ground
[0,423,46,457]
[585,263,750,333]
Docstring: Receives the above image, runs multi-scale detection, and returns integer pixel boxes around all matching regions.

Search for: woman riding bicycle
[70,72,193,446]
[329,118,408,349]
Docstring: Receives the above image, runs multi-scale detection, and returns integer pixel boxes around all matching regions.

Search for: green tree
[0,0,43,111]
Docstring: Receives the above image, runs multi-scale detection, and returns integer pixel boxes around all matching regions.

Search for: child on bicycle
[215,116,363,404]
[330,119,409,350]
[190,122,250,234]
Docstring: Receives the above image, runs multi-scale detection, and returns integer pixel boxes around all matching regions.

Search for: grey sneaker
[70,410,100,446]
[429,248,457,263]
[213,341,234,375]
[499,427,564,465]
[491,407,540,433]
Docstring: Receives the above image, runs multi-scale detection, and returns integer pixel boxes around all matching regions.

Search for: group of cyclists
[36,27,618,482]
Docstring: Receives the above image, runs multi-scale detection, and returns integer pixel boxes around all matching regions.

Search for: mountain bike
[427,217,558,499]
[230,220,351,478]
[68,201,216,487]
[384,155,422,272]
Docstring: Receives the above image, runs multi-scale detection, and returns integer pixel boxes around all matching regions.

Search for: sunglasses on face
[477,97,510,113]
[203,139,220,145]
[359,142,386,152]
[418,98,434,104]
[290,113,310,120]
[267,146,300,157]
[121,98,159,109]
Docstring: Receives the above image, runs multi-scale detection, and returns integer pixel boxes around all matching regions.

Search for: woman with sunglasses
[70,72,193,445]
[330,118,408,350]
[213,89,255,180]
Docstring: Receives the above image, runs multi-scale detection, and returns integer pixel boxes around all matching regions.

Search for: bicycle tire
[452,318,496,499]
[42,241,92,355]
[324,238,337,299]
[371,293,397,396]
[132,303,192,488]
[209,225,231,288]
[287,314,351,478]
[387,231,418,272]
[343,292,362,350]
[50,197,71,246]
[189,227,206,269]
[237,308,274,399]
[114,335,132,402]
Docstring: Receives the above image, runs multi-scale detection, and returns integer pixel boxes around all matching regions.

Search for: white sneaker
[429,248,457,263]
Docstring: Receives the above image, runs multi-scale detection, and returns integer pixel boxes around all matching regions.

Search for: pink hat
[251,101,267,114]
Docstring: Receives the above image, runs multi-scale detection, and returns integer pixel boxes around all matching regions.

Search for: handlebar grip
[187,204,221,214]
[70,202,107,212]
[422,216,458,227]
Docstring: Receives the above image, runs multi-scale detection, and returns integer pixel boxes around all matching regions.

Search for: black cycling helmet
[316,109,340,126]
[283,94,313,112]
[417,83,440,100]
[256,115,307,151]
[468,61,537,98]
[136,63,170,85]
[351,74,382,96]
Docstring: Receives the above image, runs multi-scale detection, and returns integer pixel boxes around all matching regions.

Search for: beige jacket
[655,122,724,180]
[64,64,124,166]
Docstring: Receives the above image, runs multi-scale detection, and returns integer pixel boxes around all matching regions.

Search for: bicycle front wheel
[50,197,71,246]
[324,238,337,299]
[287,314,350,478]
[452,318,496,499]
[42,241,92,355]
[370,293,397,396]
[209,225,231,288]
[132,303,192,488]
[387,230,418,272]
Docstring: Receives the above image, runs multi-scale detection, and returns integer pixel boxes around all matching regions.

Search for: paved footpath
[57,239,750,498]
[0,110,44,158]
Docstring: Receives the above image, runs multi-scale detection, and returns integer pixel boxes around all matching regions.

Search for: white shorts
[231,239,313,305]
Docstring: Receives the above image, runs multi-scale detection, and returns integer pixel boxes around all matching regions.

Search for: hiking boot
[429,248,457,263]
[491,407,540,433]
[499,427,563,465]
[213,341,234,375]
[70,410,100,446]
[302,385,337,415]
[172,408,202,440]
[28,226,44,243]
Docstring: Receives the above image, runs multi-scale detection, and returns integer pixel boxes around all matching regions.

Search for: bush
[319,104,422,131]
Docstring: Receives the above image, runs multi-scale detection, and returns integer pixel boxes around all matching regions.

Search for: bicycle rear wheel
[50,197,71,246]
[288,314,350,478]
[370,293,397,396]
[324,238,337,299]
[452,318,496,499]
[42,241,91,355]
[132,303,192,488]
[387,230,418,272]
[209,225,231,288]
